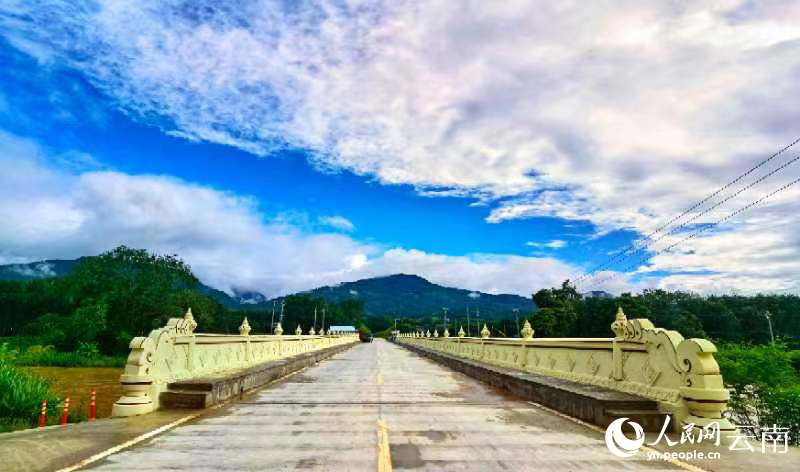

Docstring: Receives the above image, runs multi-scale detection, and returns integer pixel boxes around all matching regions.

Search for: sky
[1,1,800,298]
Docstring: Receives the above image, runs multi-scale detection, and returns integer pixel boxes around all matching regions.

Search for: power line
[581,175,800,291]
[573,136,800,286]
[577,153,800,289]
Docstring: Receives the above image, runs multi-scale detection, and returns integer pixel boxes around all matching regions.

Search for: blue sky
[1,1,799,297]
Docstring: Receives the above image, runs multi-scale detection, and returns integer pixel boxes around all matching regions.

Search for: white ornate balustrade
[112,309,358,417]
[397,308,732,433]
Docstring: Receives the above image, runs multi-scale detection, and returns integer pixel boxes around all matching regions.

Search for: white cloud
[0,131,593,297]
[526,240,567,250]
[3,1,800,293]
[318,215,355,232]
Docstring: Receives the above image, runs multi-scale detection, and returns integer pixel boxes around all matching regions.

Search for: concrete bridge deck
[79,339,678,471]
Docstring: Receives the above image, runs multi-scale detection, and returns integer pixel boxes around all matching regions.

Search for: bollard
[38,400,47,428]
[60,396,70,425]
[89,388,96,421]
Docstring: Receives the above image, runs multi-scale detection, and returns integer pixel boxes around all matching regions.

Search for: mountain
[299,274,533,318]
[0,260,534,318]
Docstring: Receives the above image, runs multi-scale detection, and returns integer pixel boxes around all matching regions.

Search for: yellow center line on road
[377,419,392,472]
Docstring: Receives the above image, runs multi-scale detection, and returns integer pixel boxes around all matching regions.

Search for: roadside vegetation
[0,348,78,432]
[0,339,125,368]
[715,343,800,445]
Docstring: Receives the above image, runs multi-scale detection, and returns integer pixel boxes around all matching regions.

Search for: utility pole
[280,300,285,325]
[321,308,326,334]
[513,308,520,337]
[271,300,276,334]
[442,307,449,332]
[764,310,775,344]
[313,307,317,333]
[466,306,470,336]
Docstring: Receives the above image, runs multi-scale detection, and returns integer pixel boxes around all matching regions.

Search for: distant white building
[328,325,358,334]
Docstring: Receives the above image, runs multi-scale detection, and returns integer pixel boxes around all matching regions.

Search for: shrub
[760,385,800,446]
[0,355,61,430]
[715,343,796,389]
[716,343,800,445]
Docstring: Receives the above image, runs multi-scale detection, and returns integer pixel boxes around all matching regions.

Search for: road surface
[85,339,678,471]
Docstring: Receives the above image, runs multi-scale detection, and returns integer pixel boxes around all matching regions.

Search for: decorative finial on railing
[239,317,251,336]
[320,328,325,335]
[480,323,490,338]
[184,308,197,334]
[611,306,627,338]
[433,328,439,338]
[295,325,302,335]
[274,322,283,336]
[426,330,431,337]
[309,326,316,335]
[457,326,465,337]
[520,319,534,340]
[443,328,450,338]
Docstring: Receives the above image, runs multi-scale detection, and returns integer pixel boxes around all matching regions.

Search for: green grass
[0,339,126,368]
[12,348,125,368]
[0,357,62,431]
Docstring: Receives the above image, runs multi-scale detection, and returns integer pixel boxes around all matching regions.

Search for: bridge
[1,309,798,471]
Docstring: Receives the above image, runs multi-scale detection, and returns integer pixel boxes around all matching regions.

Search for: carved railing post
[610,307,626,381]
[240,317,252,362]
[239,317,251,336]
[520,320,534,340]
[480,324,490,339]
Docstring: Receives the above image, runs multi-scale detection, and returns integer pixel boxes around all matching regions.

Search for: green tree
[532,280,578,336]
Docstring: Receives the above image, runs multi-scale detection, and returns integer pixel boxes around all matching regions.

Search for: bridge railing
[112,309,358,417]
[397,307,731,433]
